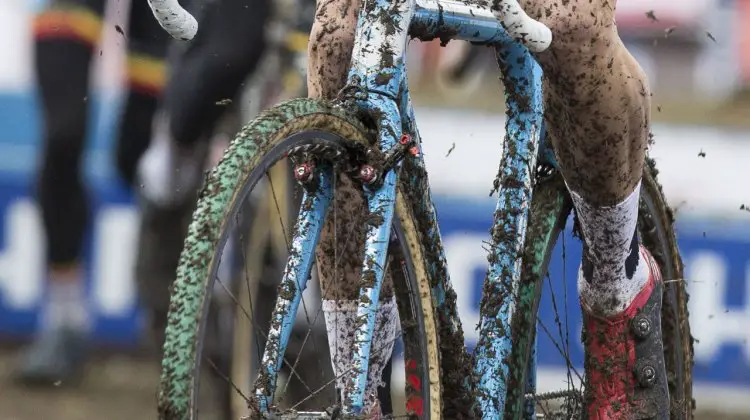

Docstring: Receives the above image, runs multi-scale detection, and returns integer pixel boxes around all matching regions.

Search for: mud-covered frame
[299,0,557,416]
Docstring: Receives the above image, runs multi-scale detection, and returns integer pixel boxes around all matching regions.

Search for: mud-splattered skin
[511,0,651,208]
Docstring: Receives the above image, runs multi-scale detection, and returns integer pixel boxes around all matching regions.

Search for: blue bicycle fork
[253,167,333,412]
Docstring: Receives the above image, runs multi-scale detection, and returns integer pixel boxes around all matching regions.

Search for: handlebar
[491,0,552,52]
[146,0,550,50]
[146,0,198,40]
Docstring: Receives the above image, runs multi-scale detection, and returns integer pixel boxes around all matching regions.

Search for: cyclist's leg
[112,0,170,188]
[17,0,105,384]
[520,0,669,416]
[136,0,271,351]
[308,0,399,415]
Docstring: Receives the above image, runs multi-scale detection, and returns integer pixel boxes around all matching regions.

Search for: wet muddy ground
[0,348,161,420]
[0,346,744,420]
[0,345,230,420]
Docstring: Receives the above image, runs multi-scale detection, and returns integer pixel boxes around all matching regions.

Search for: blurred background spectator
[0,0,749,418]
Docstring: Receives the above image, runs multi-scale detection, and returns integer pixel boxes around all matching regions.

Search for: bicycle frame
[251,0,555,417]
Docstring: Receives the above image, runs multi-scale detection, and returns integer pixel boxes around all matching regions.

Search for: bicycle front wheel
[503,160,694,419]
[157,98,443,419]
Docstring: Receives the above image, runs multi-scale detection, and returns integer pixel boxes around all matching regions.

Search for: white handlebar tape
[492,0,552,52]
[147,0,198,41]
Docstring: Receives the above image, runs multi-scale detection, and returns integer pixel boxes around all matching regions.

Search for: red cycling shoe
[581,245,670,420]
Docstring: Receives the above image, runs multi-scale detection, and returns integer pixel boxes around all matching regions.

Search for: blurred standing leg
[16,0,107,385]
[18,0,169,385]
[135,0,271,352]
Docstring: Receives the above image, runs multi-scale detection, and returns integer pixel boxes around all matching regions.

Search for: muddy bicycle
[147,0,694,417]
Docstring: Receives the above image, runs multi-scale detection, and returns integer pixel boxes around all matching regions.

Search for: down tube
[252,168,333,413]
[473,41,544,418]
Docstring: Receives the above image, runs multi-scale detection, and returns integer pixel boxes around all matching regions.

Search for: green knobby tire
[156,98,445,419]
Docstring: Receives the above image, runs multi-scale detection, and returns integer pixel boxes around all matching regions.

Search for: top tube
[148,0,551,52]
[410,0,518,45]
